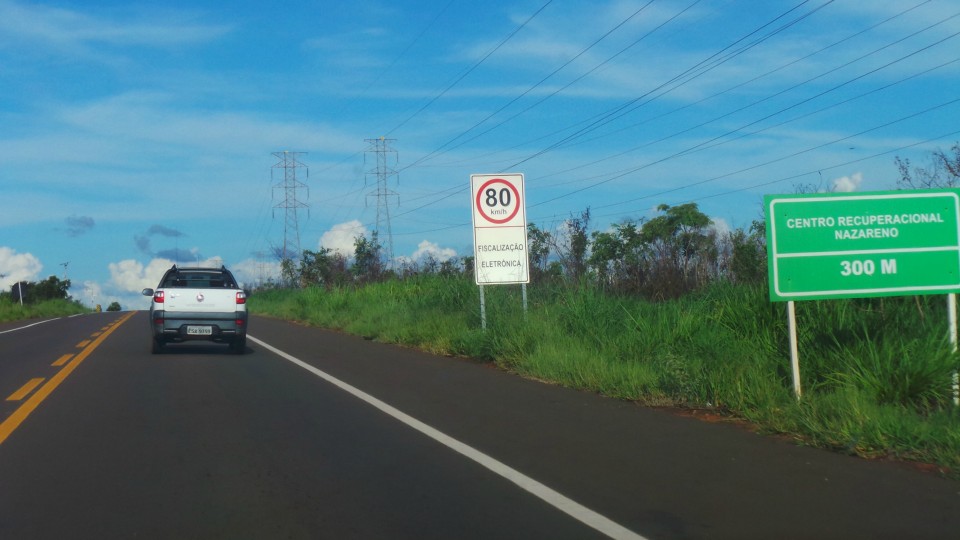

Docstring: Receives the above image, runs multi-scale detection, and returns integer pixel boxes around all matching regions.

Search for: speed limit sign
[474,177,522,225]
[471,173,529,284]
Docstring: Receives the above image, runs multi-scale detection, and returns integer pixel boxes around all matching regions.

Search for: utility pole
[271,151,309,273]
[365,137,399,267]
[253,250,267,288]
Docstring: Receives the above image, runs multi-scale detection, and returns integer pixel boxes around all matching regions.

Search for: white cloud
[0,247,43,289]
[51,92,363,161]
[832,172,863,193]
[319,220,367,256]
[74,280,111,310]
[709,217,731,237]
[410,240,457,262]
[0,0,231,55]
[73,278,150,312]
[80,280,103,300]
[108,258,174,293]
[231,258,282,288]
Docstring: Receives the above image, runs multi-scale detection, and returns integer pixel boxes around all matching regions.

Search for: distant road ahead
[1,312,958,539]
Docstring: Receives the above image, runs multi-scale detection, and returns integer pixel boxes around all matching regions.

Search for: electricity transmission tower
[272,151,309,267]
[365,137,399,266]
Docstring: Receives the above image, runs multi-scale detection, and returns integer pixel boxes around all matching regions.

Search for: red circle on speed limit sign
[475,178,521,224]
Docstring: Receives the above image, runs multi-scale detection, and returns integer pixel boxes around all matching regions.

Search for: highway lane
[0,312,132,440]
[1,311,959,539]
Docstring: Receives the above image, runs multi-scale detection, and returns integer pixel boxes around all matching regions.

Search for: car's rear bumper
[150,310,247,342]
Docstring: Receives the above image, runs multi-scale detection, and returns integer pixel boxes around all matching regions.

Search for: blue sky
[1,0,959,309]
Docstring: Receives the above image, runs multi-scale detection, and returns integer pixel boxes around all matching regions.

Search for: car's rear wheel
[229,336,246,354]
[151,336,165,354]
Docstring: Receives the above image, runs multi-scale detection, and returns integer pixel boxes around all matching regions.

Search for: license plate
[186,326,213,336]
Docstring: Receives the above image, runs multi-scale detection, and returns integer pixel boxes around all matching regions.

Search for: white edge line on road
[248,334,647,540]
[0,317,59,335]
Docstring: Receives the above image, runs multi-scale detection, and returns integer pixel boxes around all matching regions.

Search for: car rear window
[162,272,237,288]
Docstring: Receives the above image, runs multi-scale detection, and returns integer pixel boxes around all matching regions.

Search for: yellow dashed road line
[0,311,137,445]
[6,378,46,402]
[52,354,74,367]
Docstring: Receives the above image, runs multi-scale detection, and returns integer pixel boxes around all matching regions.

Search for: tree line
[271,202,767,301]
[2,275,72,304]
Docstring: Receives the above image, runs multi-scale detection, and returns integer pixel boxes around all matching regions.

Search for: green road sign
[765,189,960,301]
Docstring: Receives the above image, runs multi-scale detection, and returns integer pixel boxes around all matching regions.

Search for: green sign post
[765,189,960,301]
[764,189,960,402]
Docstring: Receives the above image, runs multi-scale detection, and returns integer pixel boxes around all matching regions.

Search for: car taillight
[236,291,246,304]
[154,291,165,303]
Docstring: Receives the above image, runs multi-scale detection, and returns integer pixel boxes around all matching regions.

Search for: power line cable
[689,128,960,203]
[346,0,457,109]
[385,0,554,137]
[384,0,829,220]
[527,22,960,209]
[540,0,937,159]
[311,3,458,179]
[532,13,960,192]
[503,0,832,170]
[403,0,707,172]
[587,96,960,213]
[540,124,960,224]
[402,0,660,171]
[683,55,960,157]
[388,97,960,237]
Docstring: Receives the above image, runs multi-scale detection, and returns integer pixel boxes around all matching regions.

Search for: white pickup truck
[141,265,248,354]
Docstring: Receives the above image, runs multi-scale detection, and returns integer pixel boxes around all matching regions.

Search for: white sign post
[471,173,529,329]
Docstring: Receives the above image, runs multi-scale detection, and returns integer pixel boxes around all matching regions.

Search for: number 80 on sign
[473,175,523,226]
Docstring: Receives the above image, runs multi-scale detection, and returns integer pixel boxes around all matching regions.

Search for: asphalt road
[1,311,959,539]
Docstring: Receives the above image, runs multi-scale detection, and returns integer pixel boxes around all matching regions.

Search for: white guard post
[950,293,958,406]
[787,301,801,400]
[479,285,487,331]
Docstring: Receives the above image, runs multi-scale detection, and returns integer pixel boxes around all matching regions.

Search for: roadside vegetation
[250,175,960,476]
[0,275,90,322]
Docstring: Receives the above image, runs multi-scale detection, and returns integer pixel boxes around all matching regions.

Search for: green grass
[250,276,960,476]
[0,298,90,322]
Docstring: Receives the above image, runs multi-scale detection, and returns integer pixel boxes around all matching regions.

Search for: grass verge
[0,298,90,322]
